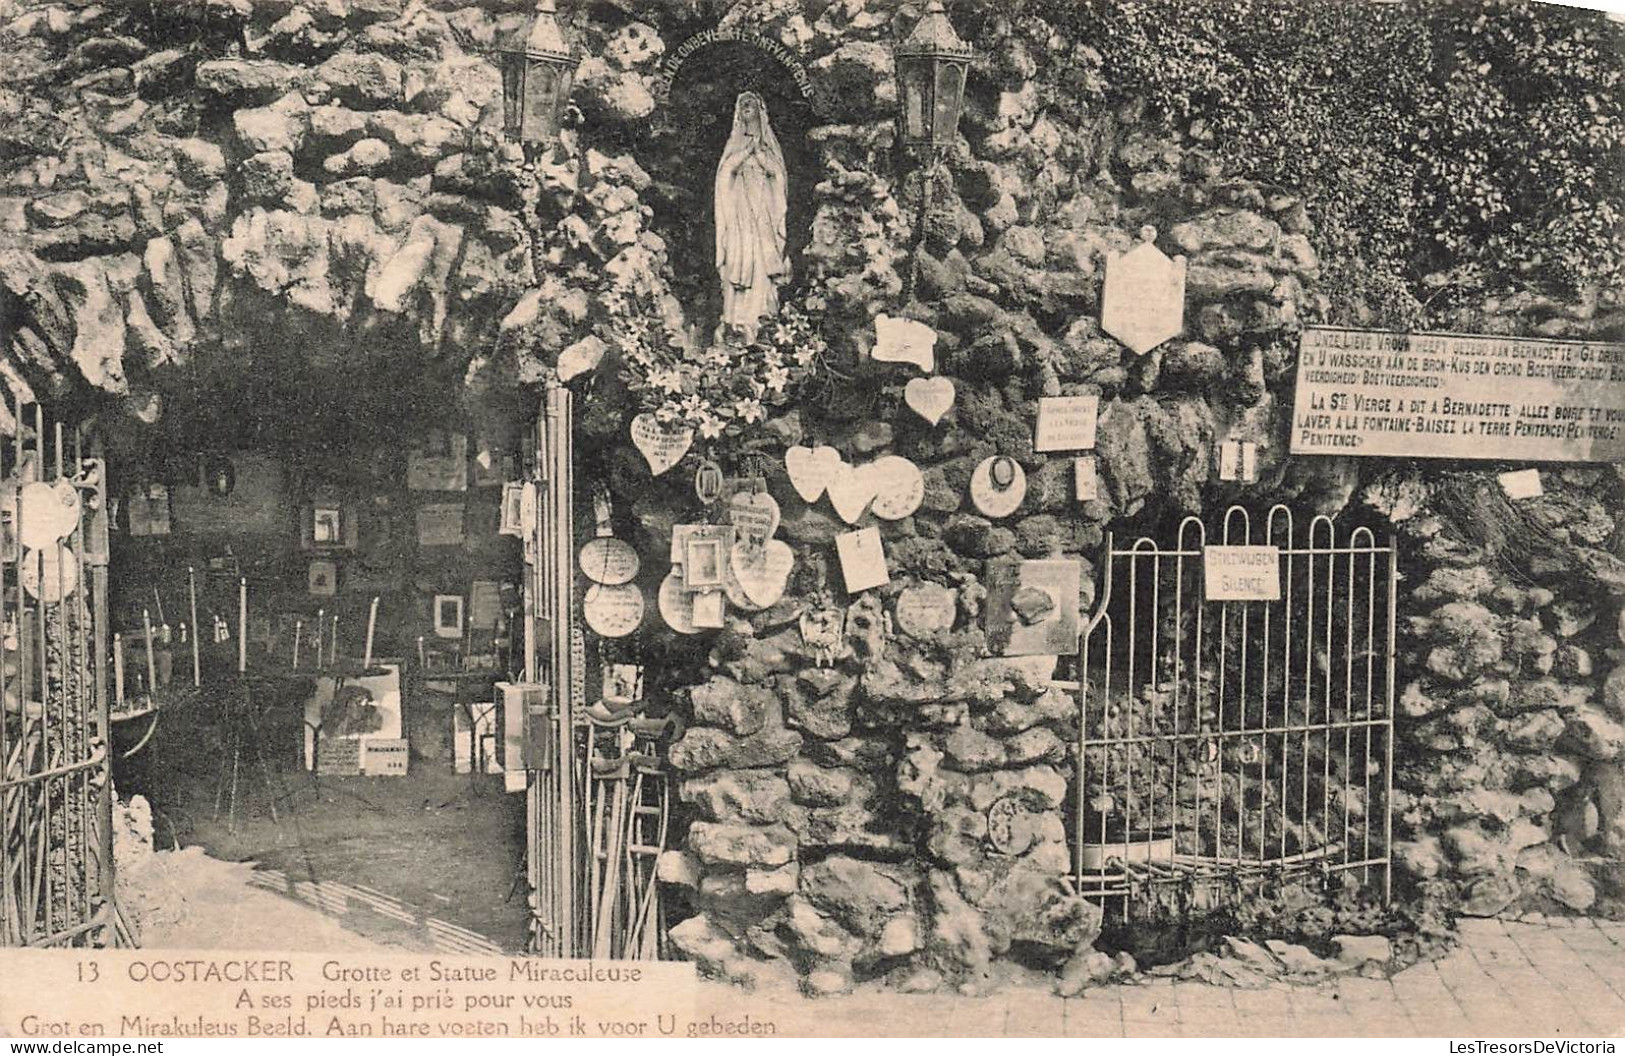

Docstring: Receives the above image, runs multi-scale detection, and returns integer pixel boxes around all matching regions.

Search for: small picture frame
[602,663,643,705]
[313,506,342,545]
[434,594,464,640]
[0,509,17,562]
[684,536,724,589]
[308,559,337,597]
[691,589,725,629]
[499,482,525,537]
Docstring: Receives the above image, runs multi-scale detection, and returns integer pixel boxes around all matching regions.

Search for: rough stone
[800,857,913,939]
[1331,934,1392,966]
[786,761,856,807]
[943,724,1004,772]
[785,670,856,741]
[315,52,404,107]
[690,676,772,737]
[687,822,797,869]
[668,728,804,774]
[681,771,792,825]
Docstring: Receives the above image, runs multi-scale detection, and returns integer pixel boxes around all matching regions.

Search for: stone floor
[690,917,1625,1037]
[132,849,1625,1038]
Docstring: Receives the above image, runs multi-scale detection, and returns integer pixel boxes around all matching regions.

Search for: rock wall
[1370,464,1625,919]
[2,0,1622,995]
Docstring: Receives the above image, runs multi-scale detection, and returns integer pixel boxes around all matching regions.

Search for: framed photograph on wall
[407,432,468,492]
[416,504,465,547]
[127,485,172,537]
[308,559,338,597]
[301,501,358,551]
[684,536,724,589]
[313,506,342,545]
[433,594,464,640]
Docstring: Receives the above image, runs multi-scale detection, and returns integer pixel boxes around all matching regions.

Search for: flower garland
[606,289,827,442]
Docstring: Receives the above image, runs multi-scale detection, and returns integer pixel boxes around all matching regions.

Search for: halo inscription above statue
[714,91,789,345]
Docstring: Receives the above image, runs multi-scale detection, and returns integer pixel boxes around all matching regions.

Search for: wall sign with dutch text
[1290,327,1625,462]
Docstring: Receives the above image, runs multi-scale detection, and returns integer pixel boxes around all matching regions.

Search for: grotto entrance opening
[1067,504,1397,923]
[107,350,532,951]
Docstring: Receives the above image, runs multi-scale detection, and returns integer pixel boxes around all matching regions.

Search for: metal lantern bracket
[497,0,582,150]
[895,1,977,154]
[894,2,976,300]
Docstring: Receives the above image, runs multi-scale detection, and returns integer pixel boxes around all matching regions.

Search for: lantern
[499,0,579,147]
[895,1,974,153]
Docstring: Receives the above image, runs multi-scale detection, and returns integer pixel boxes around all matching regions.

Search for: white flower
[680,394,707,418]
[698,414,726,440]
[764,365,791,392]
[735,398,766,424]
[651,368,684,394]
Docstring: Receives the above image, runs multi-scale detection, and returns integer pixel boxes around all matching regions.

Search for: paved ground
[690,917,1625,1037]
[132,851,1625,1037]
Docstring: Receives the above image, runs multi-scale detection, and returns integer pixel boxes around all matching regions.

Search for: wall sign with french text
[1290,327,1625,462]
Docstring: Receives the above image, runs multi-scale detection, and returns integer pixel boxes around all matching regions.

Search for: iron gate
[0,400,114,947]
[1069,505,1395,918]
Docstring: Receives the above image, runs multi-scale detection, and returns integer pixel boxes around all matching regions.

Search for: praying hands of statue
[719,151,788,282]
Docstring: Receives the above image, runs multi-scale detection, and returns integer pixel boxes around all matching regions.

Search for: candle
[363,596,379,671]
[187,566,200,687]
[293,619,303,669]
[315,608,324,668]
[141,609,157,697]
[329,613,338,667]
[113,632,124,706]
[238,577,247,674]
[417,636,426,668]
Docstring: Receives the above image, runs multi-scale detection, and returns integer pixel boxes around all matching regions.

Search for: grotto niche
[645,38,819,339]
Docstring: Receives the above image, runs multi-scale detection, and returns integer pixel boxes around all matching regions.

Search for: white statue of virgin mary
[714,91,788,344]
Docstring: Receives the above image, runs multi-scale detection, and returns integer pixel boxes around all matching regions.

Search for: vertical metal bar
[1170,530,1184,874]
[547,385,575,957]
[1342,540,1356,870]
[1100,615,1112,905]
[52,420,71,936]
[1362,535,1377,886]
[1125,544,1139,917]
[0,432,10,943]
[1258,522,1272,866]
[1320,523,1333,863]
[1074,615,1092,887]
[87,433,112,939]
[1383,537,1397,903]
[66,425,85,927]
[71,430,89,930]
[1301,531,1313,858]
[1214,516,1229,863]
[1146,543,1160,878]
[1278,509,1294,862]
[12,394,28,939]
[35,405,53,936]
[1192,523,1206,867]
[1235,512,1250,865]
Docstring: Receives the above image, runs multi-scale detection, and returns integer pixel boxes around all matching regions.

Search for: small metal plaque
[987,795,1034,856]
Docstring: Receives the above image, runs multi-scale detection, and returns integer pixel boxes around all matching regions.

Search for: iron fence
[1065,505,1395,918]
[0,400,114,947]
